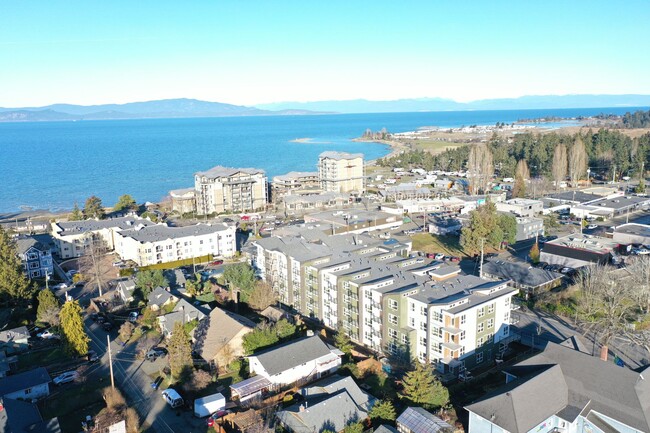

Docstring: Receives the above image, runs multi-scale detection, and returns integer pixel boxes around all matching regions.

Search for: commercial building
[613,223,650,246]
[169,188,196,215]
[304,209,403,235]
[496,198,543,218]
[194,166,268,215]
[114,222,236,266]
[466,342,650,433]
[50,216,156,259]
[318,151,365,194]
[381,197,466,215]
[514,216,544,242]
[540,233,619,268]
[570,195,650,220]
[380,183,432,202]
[15,236,53,279]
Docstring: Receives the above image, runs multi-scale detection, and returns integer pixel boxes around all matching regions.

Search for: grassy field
[413,139,466,154]
[18,346,69,371]
[411,233,467,256]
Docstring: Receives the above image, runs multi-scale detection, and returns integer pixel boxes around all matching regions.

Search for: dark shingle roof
[250,335,335,377]
[482,260,563,289]
[0,367,51,397]
[0,326,30,343]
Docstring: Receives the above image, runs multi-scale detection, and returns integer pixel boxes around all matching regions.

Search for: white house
[0,367,51,401]
[247,335,342,387]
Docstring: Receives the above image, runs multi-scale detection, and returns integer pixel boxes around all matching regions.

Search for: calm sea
[0,107,644,213]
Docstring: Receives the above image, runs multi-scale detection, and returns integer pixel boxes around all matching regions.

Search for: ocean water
[0,107,644,213]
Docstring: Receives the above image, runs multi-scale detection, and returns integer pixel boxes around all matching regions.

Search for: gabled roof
[147,286,175,307]
[396,407,453,433]
[193,307,255,361]
[15,237,45,255]
[0,367,51,397]
[0,326,30,343]
[249,335,336,377]
[466,342,650,433]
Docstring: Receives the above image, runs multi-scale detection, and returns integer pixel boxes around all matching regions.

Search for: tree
[498,213,517,246]
[182,369,213,393]
[242,323,279,355]
[529,242,540,264]
[0,226,35,305]
[59,300,90,356]
[335,326,353,356]
[168,321,193,380]
[78,235,112,297]
[343,423,364,433]
[401,362,449,409]
[248,281,277,311]
[512,172,526,198]
[369,400,397,424]
[135,269,169,300]
[37,289,60,325]
[274,318,296,339]
[460,201,505,254]
[114,194,137,212]
[185,278,203,297]
[70,202,84,221]
[635,178,646,194]
[568,136,588,187]
[552,143,568,190]
[223,263,256,303]
[95,387,140,433]
[119,321,135,342]
[83,195,105,219]
[626,257,650,314]
[467,144,494,194]
[515,159,530,180]
[543,213,560,232]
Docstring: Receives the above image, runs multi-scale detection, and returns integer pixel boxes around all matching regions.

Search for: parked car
[146,347,168,361]
[128,311,139,322]
[86,350,99,363]
[37,330,60,339]
[162,388,184,409]
[151,376,164,390]
[449,256,461,263]
[586,224,598,230]
[207,410,232,427]
[53,371,79,385]
[434,253,445,260]
[210,260,224,266]
[102,322,113,331]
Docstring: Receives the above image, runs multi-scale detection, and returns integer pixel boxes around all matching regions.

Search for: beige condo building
[194,166,268,215]
[318,151,365,194]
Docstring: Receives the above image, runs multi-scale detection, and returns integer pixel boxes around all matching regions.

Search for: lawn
[18,346,69,371]
[414,139,466,154]
[411,233,466,256]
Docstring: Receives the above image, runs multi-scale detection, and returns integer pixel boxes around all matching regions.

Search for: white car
[37,330,60,339]
[586,224,598,229]
[53,371,79,385]
[634,248,650,255]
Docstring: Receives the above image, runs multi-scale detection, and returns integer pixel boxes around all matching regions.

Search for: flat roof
[615,223,650,237]
[195,165,264,178]
[544,233,618,253]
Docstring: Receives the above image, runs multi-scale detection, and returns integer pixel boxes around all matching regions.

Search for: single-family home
[193,307,255,368]
[116,277,136,303]
[157,299,208,337]
[247,335,343,387]
[465,341,650,433]
[0,398,61,433]
[0,367,51,400]
[147,286,178,311]
[0,327,30,355]
[481,261,563,297]
[396,407,453,433]
[15,236,53,280]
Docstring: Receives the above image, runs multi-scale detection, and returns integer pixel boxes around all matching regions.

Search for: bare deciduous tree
[552,143,568,190]
[78,235,113,297]
[626,257,650,314]
[515,159,530,180]
[248,281,277,311]
[568,136,588,187]
[467,143,494,195]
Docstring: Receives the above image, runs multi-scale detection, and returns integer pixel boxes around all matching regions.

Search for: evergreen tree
[223,263,256,302]
[83,195,105,219]
[70,202,84,221]
[114,194,137,212]
[168,321,193,380]
[401,362,449,409]
[343,423,364,433]
[59,300,90,355]
[0,226,35,305]
[460,201,503,254]
[136,269,169,300]
[37,289,60,325]
[529,242,540,264]
[498,213,517,245]
[635,178,646,194]
[335,326,353,356]
[369,400,397,424]
[274,319,296,340]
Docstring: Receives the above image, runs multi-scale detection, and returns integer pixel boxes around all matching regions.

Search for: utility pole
[45,270,49,291]
[479,238,485,279]
[107,335,115,389]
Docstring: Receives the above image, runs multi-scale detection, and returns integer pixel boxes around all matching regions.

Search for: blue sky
[1,0,649,106]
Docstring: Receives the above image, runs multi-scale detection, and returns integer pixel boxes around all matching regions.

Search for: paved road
[85,316,207,433]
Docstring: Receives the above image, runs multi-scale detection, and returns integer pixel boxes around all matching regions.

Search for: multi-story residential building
[271,171,320,201]
[169,187,196,215]
[495,198,543,218]
[318,151,365,194]
[194,166,268,215]
[50,216,156,259]
[282,192,350,216]
[15,236,53,279]
[255,232,515,372]
[114,222,236,266]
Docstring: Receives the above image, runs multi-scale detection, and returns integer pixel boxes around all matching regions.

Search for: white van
[162,388,184,409]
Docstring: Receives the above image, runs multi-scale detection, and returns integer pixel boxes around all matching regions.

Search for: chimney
[600,345,608,361]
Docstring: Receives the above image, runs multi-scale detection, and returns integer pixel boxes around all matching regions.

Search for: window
[460,314,466,325]
[503,325,510,336]
[505,297,510,307]
[389,299,398,310]
[401,334,408,344]
[477,322,484,333]
[388,314,398,325]
[478,307,485,318]
[419,337,427,346]
[25,388,32,394]
[460,331,465,341]
[388,328,398,339]
[409,317,415,328]
[504,312,509,322]
[476,352,484,364]
[27,253,38,260]
[477,337,484,347]
[487,318,494,329]
[459,347,465,356]
[487,303,494,314]
[29,262,39,269]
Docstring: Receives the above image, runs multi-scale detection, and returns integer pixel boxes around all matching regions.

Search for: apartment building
[194,166,268,215]
[318,151,365,194]
[254,232,515,372]
[50,216,156,259]
[271,171,320,200]
[169,188,196,215]
[114,223,236,266]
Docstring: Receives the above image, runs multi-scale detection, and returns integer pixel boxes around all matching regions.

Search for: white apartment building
[318,151,365,194]
[50,216,156,259]
[195,166,268,215]
[114,223,236,266]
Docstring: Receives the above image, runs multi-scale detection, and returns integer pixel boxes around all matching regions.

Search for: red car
[449,256,461,263]
[207,410,231,427]
[211,260,223,265]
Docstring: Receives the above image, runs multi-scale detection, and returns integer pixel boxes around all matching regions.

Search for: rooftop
[482,260,563,288]
[15,236,47,255]
[118,222,231,243]
[193,307,255,361]
[273,171,319,182]
[544,233,619,253]
[614,223,650,238]
[0,367,51,397]
[0,326,30,343]
[195,165,264,178]
[55,216,156,236]
[249,335,338,377]
[396,407,453,433]
[544,191,603,204]
[319,151,364,161]
[283,192,349,205]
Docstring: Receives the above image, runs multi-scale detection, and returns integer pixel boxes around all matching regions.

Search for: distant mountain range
[1,95,649,122]
[256,94,650,114]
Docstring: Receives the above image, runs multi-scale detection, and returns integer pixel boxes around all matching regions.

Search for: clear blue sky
[1,0,649,107]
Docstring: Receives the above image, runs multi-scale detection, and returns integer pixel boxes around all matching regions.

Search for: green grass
[411,233,466,256]
[18,346,69,371]
[195,292,216,303]
[414,140,466,154]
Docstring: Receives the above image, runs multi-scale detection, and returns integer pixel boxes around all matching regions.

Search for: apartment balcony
[442,326,463,335]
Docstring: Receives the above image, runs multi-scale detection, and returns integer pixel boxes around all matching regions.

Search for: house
[276,375,375,433]
[15,236,53,280]
[0,398,61,433]
[193,307,255,368]
[428,218,462,235]
[116,277,136,303]
[0,367,51,400]
[396,407,453,433]
[540,233,619,268]
[465,341,650,433]
[481,261,563,297]
[147,286,178,311]
[495,199,543,218]
[247,335,343,387]
[260,305,292,323]
[194,166,268,215]
[0,327,30,355]
[157,299,208,337]
[376,427,399,433]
